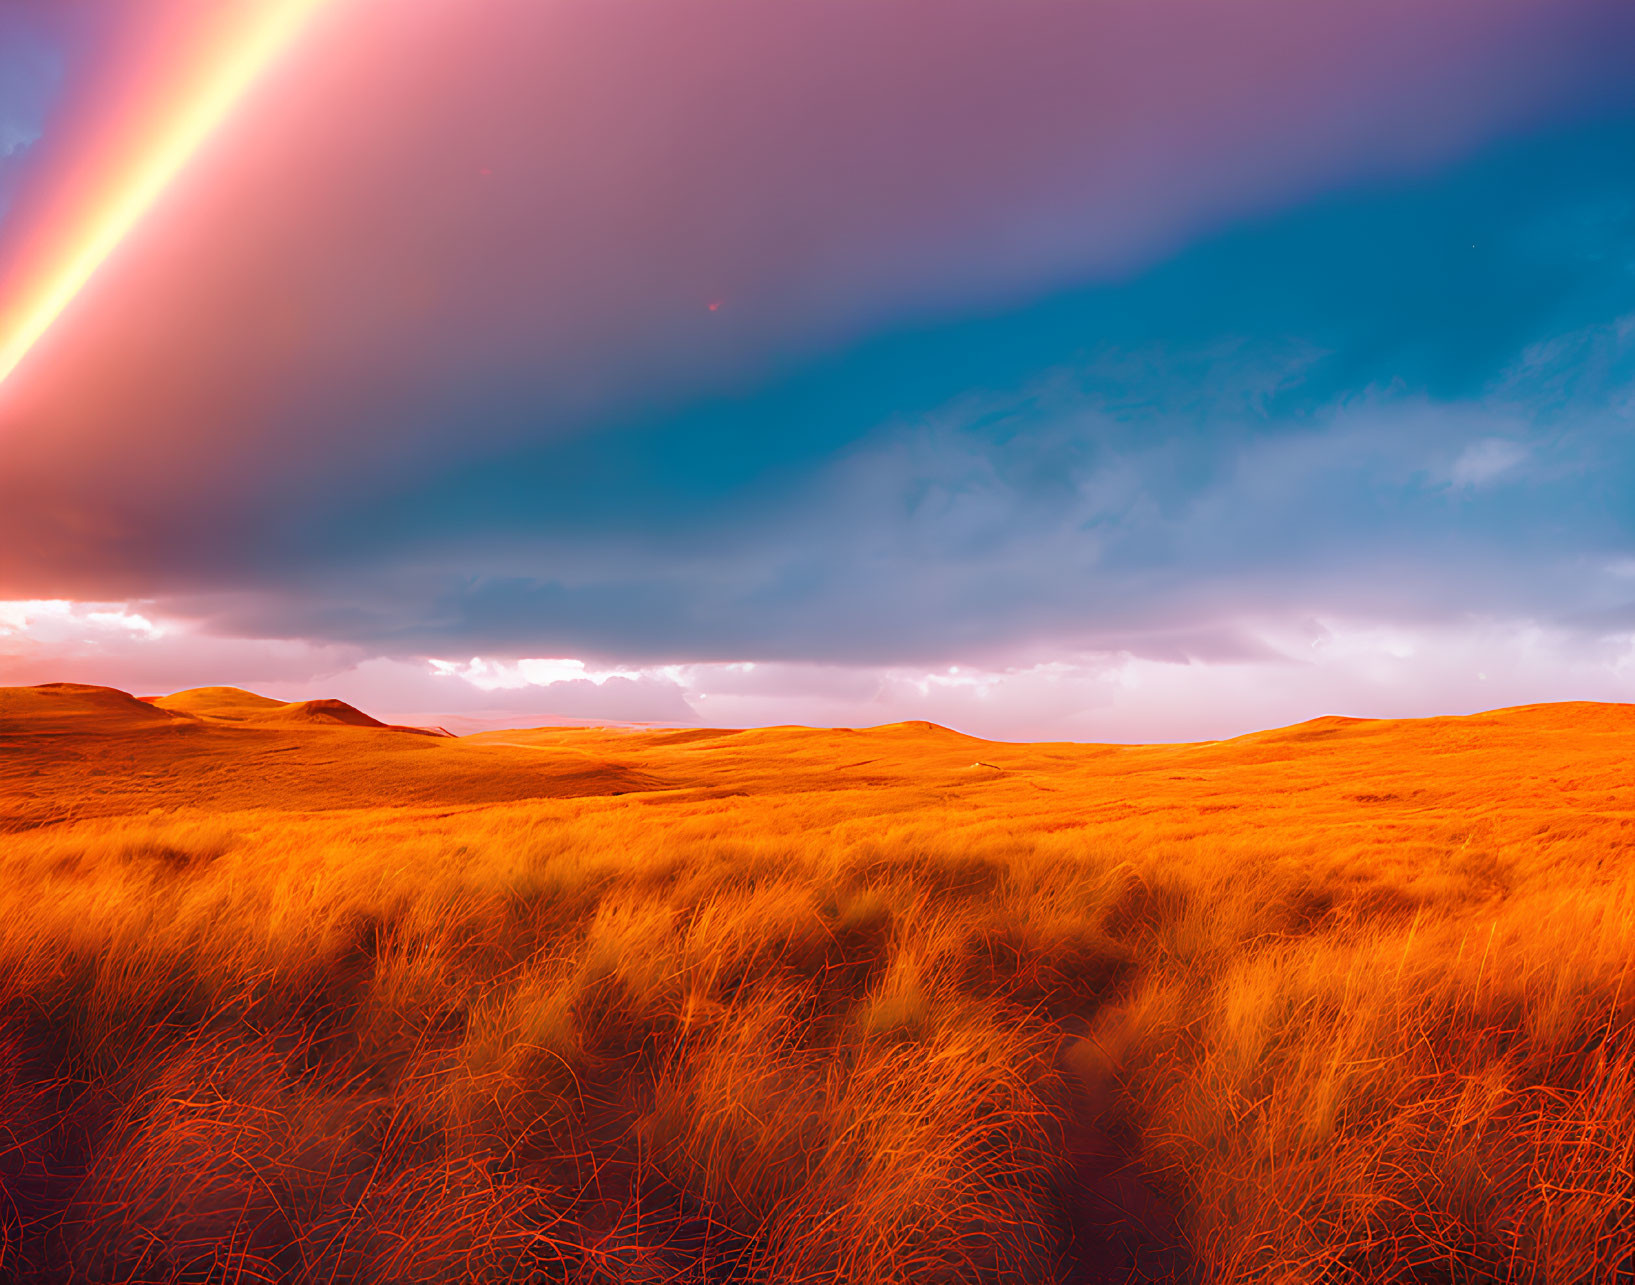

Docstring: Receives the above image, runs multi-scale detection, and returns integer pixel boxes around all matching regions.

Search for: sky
[0,0,1633,740]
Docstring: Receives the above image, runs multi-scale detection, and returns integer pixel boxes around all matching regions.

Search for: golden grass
[2,685,1635,1280]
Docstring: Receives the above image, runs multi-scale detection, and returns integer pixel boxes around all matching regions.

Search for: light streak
[0,0,326,389]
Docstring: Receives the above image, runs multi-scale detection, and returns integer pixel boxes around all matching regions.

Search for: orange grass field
[2,681,1634,1283]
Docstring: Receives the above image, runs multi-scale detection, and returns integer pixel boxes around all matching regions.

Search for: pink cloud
[6,599,1635,742]
[1,0,1628,600]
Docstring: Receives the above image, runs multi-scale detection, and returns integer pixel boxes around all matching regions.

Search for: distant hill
[9,680,1635,840]
[1,682,191,736]
[0,682,653,826]
[147,686,285,720]
[150,686,451,735]
[250,697,389,728]
[5,681,1635,1282]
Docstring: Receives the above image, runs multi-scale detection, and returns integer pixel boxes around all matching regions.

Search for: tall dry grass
[1,767,1632,1282]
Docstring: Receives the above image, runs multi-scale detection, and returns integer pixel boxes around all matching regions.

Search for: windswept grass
[3,698,1635,1281]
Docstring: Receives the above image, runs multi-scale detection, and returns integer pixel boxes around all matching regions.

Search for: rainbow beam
[0,0,326,390]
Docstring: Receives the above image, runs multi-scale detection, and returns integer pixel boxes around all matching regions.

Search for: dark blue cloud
[357,119,1633,523]
[4,50,1633,669]
[182,116,1633,663]
[0,12,66,223]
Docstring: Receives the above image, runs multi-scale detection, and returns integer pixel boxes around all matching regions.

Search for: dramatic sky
[1,0,1634,739]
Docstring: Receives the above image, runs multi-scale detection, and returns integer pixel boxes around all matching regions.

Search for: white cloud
[6,599,1635,743]
[428,656,644,689]
[1449,437,1528,488]
[0,599,167,641]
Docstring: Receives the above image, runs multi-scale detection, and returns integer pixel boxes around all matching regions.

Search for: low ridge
[0,682,191,736]
[149,686,287,720]
[252,698,389,728]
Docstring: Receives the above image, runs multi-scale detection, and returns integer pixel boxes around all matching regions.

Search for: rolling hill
[2,681,1633,1282]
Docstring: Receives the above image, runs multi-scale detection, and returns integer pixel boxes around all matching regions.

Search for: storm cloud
[1,0,1633,733]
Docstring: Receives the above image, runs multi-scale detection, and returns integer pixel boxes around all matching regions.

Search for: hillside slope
[4,683,1635,1282]
[0,683,665,828]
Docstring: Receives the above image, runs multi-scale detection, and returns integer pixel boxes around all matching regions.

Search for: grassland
[2,682,1633,1283]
